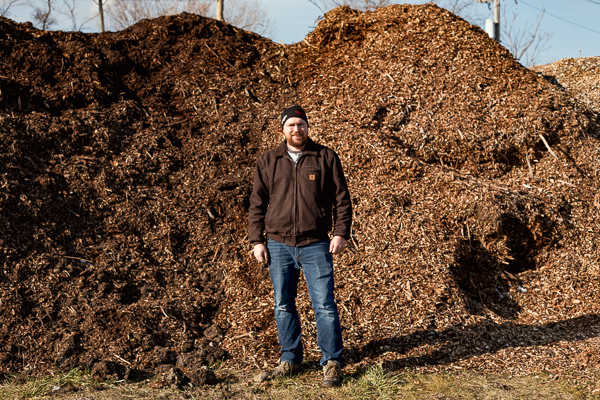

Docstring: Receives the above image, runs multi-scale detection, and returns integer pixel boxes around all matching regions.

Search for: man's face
[282,117,308,150]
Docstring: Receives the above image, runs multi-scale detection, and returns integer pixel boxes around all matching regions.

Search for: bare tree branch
[502,4,552,67]
[30,0,57,29]
[224,0,271,36]
[58,0,97,31]
[0,0,21,17]
[104,0,270,36]
[106,0,211,31]
[307,0,392,13]
[434,0,486,21]
[59,0,78,30]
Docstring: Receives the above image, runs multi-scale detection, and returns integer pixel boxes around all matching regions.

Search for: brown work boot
[322,360,342,387]
[271,361,299,378]
[253,361,300,383]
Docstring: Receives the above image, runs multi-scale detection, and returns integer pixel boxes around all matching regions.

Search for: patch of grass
[0,368,90,400]
[348,364,406,399]
[1,366,599,400]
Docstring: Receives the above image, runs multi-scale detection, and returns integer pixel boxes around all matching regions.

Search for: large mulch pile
[1,3,600,384]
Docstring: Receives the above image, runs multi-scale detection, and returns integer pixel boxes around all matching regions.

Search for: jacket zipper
[289,151,304,247]
[293,162,298,246]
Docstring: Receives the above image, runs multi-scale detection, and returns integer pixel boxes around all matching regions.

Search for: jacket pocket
[300,167,321,181]
[298,167,322,196]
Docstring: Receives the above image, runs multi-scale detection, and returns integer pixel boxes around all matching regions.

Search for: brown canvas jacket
[248,138,352,247]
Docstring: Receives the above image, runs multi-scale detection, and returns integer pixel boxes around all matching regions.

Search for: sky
[4,0,600,66]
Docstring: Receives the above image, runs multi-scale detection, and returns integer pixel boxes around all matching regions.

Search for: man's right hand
[253,243,269,263]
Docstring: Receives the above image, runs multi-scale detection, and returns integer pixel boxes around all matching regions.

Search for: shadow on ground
[350,314,600,369]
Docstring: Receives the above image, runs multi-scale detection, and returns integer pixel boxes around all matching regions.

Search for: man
[248,105,352,387]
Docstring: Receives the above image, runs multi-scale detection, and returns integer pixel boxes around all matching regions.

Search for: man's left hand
[329,236,346,254]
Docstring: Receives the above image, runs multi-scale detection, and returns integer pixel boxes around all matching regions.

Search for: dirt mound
[0,12,284,376]
[1,4,600,379]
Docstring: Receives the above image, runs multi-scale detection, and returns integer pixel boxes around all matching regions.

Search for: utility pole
[98,0,105,32]
[216,0,224,21]
[477,0,500,42]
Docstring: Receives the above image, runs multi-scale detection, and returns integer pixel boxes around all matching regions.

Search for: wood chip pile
[533,56,600,115]
[533,57,600,140]
[1,3,599,380]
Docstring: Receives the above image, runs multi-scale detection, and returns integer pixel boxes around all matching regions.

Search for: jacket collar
[275,138,319,157]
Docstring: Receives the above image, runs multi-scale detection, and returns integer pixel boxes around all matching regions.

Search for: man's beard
[287,135,307,149]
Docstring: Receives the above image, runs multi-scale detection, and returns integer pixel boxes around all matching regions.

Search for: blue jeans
[267,239,344,367]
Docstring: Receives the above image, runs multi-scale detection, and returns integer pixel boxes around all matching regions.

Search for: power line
[519,0,600,35]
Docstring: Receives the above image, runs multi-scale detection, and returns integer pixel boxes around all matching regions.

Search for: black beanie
[280,105,309,128]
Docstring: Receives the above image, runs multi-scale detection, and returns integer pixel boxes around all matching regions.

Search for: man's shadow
[348,313,600,369]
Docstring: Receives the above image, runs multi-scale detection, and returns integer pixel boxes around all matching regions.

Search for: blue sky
[5,0,600,66]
